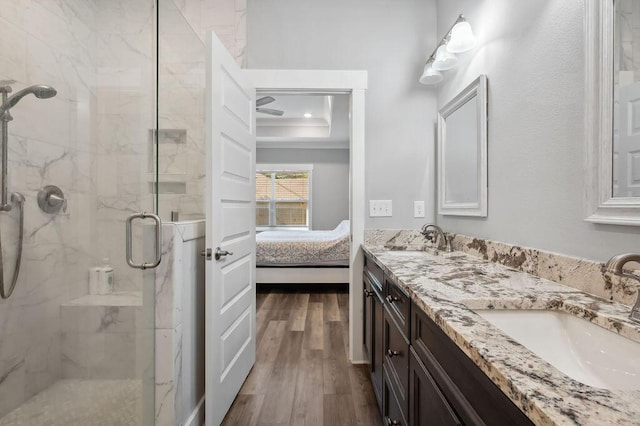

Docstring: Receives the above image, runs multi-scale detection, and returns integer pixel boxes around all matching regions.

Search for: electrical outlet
[369,200,393,217]
[414,201,425,218]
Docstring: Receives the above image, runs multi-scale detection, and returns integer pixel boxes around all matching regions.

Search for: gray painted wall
[257,148,349,230]
[248,0,640,263]
[247,0,438,229]
[436,0,640,262]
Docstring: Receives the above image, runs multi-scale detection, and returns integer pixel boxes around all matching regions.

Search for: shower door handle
[126,212,162,270]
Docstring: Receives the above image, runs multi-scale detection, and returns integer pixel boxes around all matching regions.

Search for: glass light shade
[432,45,458,71]
[447,21,476,53]
[419,64,443,85]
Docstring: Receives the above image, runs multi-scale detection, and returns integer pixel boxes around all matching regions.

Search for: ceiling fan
[256,96,284,116]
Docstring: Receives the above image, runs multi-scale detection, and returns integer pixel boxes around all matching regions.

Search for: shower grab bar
[126,212,162,270]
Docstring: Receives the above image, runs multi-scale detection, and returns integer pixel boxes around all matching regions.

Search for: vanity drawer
[385,277,410,339]
[383,365,408,426]
[384,307,409,418]
[364,254,385,290]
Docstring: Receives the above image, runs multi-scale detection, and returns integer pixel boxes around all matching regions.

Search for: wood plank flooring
[222,289,381,426]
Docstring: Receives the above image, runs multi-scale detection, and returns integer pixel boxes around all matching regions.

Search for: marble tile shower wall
[157,0,207,220]
[0,0,155,418]
[615,0,640,84]
[155,0,248,221]
[173,0,247,66]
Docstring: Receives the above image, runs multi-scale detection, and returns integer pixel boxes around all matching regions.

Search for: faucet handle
[445,234,453,252]
[49,194,67,213]
[37,185,67,214]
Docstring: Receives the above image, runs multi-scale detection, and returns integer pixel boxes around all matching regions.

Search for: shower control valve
[37,185,67,214]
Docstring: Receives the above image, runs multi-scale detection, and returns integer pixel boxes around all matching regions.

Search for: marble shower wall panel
[0,0,156,419]
[154,221,205,426]
[616,0,640,83]
[157,0,249,221]
[172,0,247,66]
[0,0,100,417]
[93,0,156,292]
[158,0,207,221]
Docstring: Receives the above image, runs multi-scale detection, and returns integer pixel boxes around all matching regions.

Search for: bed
[256,220,350,284]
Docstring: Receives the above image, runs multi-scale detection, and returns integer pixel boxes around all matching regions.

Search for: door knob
[214,247,233,260]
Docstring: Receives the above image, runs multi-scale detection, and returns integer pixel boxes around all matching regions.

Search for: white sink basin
[475,309,640,390]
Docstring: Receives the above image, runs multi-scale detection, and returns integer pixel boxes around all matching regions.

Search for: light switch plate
[369,200,393,217]
[414,201,425,218]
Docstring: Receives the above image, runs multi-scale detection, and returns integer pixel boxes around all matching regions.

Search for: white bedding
[256,220,350,266]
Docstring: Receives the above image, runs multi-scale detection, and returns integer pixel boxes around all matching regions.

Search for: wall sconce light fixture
[419,15,476,85]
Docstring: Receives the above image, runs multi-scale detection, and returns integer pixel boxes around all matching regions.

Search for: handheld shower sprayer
[0,84,57,122]
[0,83,57,299]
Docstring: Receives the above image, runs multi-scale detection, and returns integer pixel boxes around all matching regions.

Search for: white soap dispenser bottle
[98,258,114,294]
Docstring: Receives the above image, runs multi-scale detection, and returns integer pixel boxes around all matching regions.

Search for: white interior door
[205,31,256,426]
[614,83,640,197]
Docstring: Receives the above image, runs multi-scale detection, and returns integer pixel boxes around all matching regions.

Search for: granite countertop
[362,244,640,426]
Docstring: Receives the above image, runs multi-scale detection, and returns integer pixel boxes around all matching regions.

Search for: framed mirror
[586,0,640,225]
[437,74,488,217]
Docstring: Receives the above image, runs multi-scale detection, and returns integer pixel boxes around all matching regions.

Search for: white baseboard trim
[184,396,205,426]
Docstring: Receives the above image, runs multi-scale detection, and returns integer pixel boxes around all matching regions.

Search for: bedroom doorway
[245,70,368,363]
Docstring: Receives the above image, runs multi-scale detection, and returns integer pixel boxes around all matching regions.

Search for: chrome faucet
[420,224,451,252]
[604,253,640,323]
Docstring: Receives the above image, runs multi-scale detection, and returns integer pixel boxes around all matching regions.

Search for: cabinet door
[409,348,462,426]
[363,274,374,365]
[384,308,409,417]
[385,277,411,338]
[372,288,384,408]
[383,366,408,426]
[412,304,533,426]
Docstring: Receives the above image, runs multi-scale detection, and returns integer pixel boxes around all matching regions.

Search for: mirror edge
[585,0,640,226]
[437,74,488,217]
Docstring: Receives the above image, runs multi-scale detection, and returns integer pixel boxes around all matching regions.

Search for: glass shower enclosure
[0,1,206,424]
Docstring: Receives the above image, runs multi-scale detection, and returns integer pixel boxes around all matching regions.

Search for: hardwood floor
[222,288,381,426]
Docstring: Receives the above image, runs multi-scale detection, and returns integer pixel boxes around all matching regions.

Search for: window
[256,165,312,230]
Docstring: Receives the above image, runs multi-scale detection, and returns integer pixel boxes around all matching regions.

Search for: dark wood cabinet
[372,282,384,408]
[363,273,373,360]
[385,276,410,337]
[383,365,408,426]
[363,252,535,426]
[409,348,461,426]
[412,304,534,426]
[383,308,409,418]
[364,256,385,409]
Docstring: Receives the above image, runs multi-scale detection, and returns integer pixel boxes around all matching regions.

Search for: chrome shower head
[0,84,57,115]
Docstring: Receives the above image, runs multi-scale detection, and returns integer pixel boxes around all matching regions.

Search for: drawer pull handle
[386,295,399,303]
[387,348,401,357]
[386,418,400,426]
[364,289,373,297]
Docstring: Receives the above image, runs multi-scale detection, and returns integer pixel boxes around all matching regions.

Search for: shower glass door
[0,1,158,424]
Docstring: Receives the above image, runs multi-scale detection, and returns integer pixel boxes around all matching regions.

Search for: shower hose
[0,192,25,299]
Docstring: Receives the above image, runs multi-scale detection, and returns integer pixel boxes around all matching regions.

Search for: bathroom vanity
[362,246,640,425]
